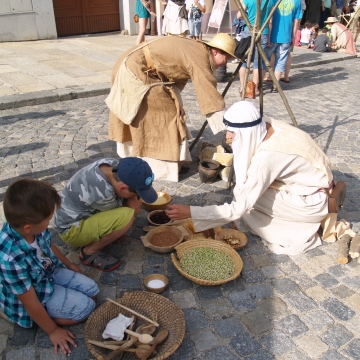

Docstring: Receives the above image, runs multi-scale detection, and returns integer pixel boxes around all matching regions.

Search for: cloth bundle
[102,314,134,341]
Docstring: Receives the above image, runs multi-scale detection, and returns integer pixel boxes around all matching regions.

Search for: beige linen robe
[331,22,358,55]
[190,119,348,255]
[108,36,225,181]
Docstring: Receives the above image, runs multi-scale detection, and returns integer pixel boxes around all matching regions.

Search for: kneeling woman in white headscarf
[166,101,336,255]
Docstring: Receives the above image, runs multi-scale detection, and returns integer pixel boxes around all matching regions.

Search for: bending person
[166,101,353,255]
[325,17,358,55]
[106,33,237,182]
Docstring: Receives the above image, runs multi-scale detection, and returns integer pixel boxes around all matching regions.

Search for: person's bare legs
[239,66,246,94]
[136,17,148,45]
[263,53,275,81]
[282,53,291,82]
[82,216,135,256]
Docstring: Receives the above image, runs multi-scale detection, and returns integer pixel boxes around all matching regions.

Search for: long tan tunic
[108,36,225,163]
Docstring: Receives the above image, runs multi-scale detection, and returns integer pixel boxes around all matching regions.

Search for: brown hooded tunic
[108,36,225,162]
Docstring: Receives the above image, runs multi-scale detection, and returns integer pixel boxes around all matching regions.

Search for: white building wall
[0,0,57,42]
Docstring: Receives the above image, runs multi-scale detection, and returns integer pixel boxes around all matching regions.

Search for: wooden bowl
[144,274,169,293]
[147,210,172,226]
[215,229,248,251]
[141,226,184,253]
[143,191,171,211]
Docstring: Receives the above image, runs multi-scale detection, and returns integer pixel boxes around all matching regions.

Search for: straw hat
[324,17,338,23]
[202,33,236,58]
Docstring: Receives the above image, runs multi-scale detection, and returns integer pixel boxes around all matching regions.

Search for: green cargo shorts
[59,207,134,247]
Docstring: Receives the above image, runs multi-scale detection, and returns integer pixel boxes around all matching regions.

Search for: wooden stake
[337,234,351,264]
[349,234,360,258]
[106,298,159,327]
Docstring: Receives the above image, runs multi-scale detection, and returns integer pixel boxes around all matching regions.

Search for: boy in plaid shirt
[0,179,99,355]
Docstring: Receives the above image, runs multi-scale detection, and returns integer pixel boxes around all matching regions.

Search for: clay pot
[198,159,222,183]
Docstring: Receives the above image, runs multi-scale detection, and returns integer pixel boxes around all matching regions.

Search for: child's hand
[49,327,77,355]
[67,263,83,274]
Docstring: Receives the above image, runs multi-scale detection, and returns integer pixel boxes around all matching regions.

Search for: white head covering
[223,101,267,185]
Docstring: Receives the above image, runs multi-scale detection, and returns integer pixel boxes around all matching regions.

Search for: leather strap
[143,44,156,73]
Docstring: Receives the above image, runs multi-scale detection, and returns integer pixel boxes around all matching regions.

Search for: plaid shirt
[0,223,65,328]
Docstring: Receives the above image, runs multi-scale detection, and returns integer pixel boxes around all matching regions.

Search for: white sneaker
[231,59,240,63]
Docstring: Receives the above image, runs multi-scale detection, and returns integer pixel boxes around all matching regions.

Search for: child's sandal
[79,248,121,272]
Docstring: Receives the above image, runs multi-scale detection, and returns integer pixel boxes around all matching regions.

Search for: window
[0,0,33,15]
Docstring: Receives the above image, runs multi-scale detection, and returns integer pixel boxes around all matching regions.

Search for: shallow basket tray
[170,239,243,286]
[84,291,185,360]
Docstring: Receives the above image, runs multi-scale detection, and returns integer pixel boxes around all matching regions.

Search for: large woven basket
[171,239,243,286]
[84,292,185,360]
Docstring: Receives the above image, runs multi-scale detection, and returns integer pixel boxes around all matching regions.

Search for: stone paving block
[292,272,316,289]
[196,286,222,300]
[123,260,144,274]
[242,269,266,283]
[0,334,8,356]
[230,332,262,356]
[168,338,195,360]
[321,324,354,348]
[344,314,360,334]
[301,259,329,277]
[304,285,330,302]
[284,291,318,312]
[321,298,355,321]
[341,276,360,290]
[276,314,309,337]
[100,266,126,286]
[268,253,291,263]
[251,254,273,267]
[293,334,329,359]
[5,347,36,360]
[315,273,340,288]
[246,350,275,360]
[271,278,299,294]
[244,240,266,255]
[221,278,246,293]
[330,284,354,299]
[319,350,348,360]
[213,317,245,338]
[115,274,142,290]
[143,265,165,278]
[247,284,273,301]
[171,291,197,309]
[183,309,209,332]
[327,264,348,278]
[0,318,14,336]
[228,290,257,312]
[202,299,235,319]
[39,348,68,359]
[257,297,289,320]
[306,247,325,257]
[260,330,295,356]
[96,284,116,305]
[9,325,36,346]
[343,338,360,359]
[301,309,334,331]
[190,330,218,352]
[261,265,284,279]
[205,346,239,360]
[169,275,193,291]
[240,308,273,335]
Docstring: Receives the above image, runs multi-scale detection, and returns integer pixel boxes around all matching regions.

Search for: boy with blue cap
[53,157,157,272]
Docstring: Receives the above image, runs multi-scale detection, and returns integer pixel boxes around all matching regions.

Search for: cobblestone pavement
[0,59,360,360]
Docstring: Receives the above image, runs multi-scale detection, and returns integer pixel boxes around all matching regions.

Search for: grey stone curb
[0,84,110,111]
[0,55,357,111]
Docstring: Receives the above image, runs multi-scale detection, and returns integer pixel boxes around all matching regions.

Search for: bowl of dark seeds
[147,210,172,226]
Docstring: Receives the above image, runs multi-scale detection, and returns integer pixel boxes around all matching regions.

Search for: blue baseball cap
[114,158,158,204]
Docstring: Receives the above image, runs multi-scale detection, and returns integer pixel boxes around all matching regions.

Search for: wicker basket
[84,292,185,360]
[215,229,248,251]
[171,239,243,286]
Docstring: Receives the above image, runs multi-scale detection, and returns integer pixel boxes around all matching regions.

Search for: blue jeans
[266,42,291,73]
[241,30,268,70]
[45,268,99,322]
[188,19,202,37]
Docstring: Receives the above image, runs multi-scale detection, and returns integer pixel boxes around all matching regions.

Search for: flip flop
[280,78,290,83]
[80,248,121,272]
[263,78,273,82]
[271,86,278,93]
